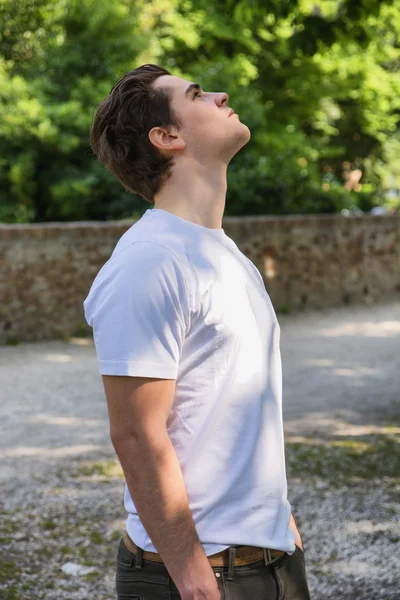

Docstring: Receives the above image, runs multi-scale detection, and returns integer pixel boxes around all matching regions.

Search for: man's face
[151,75,251,164]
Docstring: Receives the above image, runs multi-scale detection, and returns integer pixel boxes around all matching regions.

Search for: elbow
[110,425,169,457]
[110,426,140,453]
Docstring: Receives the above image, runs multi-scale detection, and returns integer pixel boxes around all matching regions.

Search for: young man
[84,64,311,600]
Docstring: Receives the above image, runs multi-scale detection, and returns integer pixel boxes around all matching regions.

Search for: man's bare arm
[102,375,220,599]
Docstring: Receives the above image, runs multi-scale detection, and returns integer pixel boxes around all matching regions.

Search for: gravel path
[0,300,399,599]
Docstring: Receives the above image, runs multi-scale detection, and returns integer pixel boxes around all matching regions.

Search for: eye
[193,90,202,99]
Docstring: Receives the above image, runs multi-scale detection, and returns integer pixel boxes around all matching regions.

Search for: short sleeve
[83,241,191,379]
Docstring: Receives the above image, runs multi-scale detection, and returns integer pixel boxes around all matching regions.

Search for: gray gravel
[0,300,399,599]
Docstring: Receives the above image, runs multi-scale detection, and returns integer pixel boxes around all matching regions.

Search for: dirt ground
[0,300,399,599]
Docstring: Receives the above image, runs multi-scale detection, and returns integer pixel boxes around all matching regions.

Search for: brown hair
[90,64,183,203]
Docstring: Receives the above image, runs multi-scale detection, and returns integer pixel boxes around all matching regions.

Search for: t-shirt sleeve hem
[98,360,178,379]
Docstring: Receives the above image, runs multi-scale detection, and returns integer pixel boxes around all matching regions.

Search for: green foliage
[0,0,399,222]
[0,0,146,221]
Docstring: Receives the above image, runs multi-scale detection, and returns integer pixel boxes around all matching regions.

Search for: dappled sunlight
[285,413,400,439]
[45,483,123,499]
[319,321,400,338]
[284,411,361,437]
[286,435,326,444]
[302,360,378,378]
[344,520,395,535]
[334,423,400,436]
[28,415,102,426]
[1,0,398,592]
[71,458,124,479]
[332,366,378,377]
[67,337,93,346]
[41,353,73,363]
[285,436,370,449]
[285,435,397,450]
[45,486,97,498]
[0,444,104,459]
[331,559,381,578]
[305,359,335,367]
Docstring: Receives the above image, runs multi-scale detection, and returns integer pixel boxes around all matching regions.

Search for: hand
[180,586,221,600]
[290,512,304,550]
[178,569,222,600]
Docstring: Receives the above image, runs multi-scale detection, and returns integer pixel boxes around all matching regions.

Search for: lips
[228,109,235,117]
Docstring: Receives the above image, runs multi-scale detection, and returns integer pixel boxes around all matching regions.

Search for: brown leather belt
[123,531,286,567]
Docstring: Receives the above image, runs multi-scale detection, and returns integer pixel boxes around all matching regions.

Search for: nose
[216,92,229,106]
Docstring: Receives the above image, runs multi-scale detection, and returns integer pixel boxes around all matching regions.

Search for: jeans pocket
[117,537,136,568]
[116,538,171,600]
[116,574,171,600]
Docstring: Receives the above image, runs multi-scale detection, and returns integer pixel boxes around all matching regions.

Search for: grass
[0,506,120,598]
[1,420,397,598]
[0,557,24,600]
[0,517,19,545]
[0,558,20,586]
[286,432,400,487]
[71,459,123,480]
[41,518,57,531]
[89,530,105,545]
[5,337,20,346]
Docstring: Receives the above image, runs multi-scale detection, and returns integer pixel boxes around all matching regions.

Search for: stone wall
[1,214,399,344]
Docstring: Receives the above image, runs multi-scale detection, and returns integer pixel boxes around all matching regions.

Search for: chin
[236,123,252,148]
[243,125,251,142]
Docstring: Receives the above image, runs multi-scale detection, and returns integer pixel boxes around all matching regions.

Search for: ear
[148,126,185,152]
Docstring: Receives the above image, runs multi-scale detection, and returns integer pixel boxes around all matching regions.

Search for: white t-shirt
[83,207,296,556]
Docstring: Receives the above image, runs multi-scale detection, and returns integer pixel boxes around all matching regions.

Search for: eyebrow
[184,83,201,98]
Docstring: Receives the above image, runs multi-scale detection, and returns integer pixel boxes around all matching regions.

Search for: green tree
[0,0,146,222]
[0,0,399,222]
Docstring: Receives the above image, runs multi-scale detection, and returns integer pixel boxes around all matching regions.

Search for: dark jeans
[116,537,311,599]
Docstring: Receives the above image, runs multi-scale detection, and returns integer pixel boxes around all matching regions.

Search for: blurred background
[1,0,399,224]
[1,3,399,600]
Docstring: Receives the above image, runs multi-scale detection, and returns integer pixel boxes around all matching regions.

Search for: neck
[153,159,227,230]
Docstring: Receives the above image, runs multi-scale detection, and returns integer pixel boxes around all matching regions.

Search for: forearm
[113,430,214,592]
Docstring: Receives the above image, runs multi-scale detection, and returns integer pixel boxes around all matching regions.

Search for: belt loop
[135,546,144,570]
[263,548,272,566]
[227,547,236,581]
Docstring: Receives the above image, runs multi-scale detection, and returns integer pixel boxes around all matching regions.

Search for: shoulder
[95,240,189,284]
